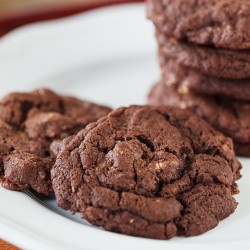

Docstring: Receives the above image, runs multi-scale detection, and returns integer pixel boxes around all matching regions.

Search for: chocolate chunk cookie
[157,33,250,79]
[148,82,250,157]
[160,58,250,101]
[0,89,111,195]
[147,0,250,50]
[52,105,240,239]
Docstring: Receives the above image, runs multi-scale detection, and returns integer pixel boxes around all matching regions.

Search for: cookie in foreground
[0,88,111,195]
[52,105,240,239]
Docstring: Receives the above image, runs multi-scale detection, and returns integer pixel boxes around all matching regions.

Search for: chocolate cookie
[148,82,250,156]
[234,142,250,158]
[160,58,250,101]
[157,33,250,79]
[147,0,250,50]
[52,105,240,239]
[0,89,111,195]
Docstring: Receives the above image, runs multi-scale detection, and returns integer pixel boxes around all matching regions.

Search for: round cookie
[157,33,250,79]
[147,0,250,50]
[148,82,250,157]
[52,105,240,239]
[160,58,250,101]
[0,89,111,195]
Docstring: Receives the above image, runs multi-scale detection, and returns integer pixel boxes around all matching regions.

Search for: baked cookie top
[0,88,111,195]
[52,105,240,239]
[147,0,250,50]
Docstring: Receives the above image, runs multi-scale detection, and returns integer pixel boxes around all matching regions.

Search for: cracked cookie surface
[52,105,240,239]
[0,89,111,195]
[147,0,250,50]
[148,82,250,157]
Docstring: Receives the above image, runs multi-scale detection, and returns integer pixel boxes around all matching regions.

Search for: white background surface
[0,4,249,250]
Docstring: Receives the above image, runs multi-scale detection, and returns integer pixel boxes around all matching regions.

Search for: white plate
[0,4,249,250]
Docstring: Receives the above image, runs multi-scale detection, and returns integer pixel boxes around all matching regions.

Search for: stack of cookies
[147,0,250,157]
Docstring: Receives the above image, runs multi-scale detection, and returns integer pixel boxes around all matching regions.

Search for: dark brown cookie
[0,89,111,195]
[147,0,250,50]
[52,105,240,239]
[148,82,250,157]
[160,58,250,101]
[157,33,250,79]
[234,142,250,157]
